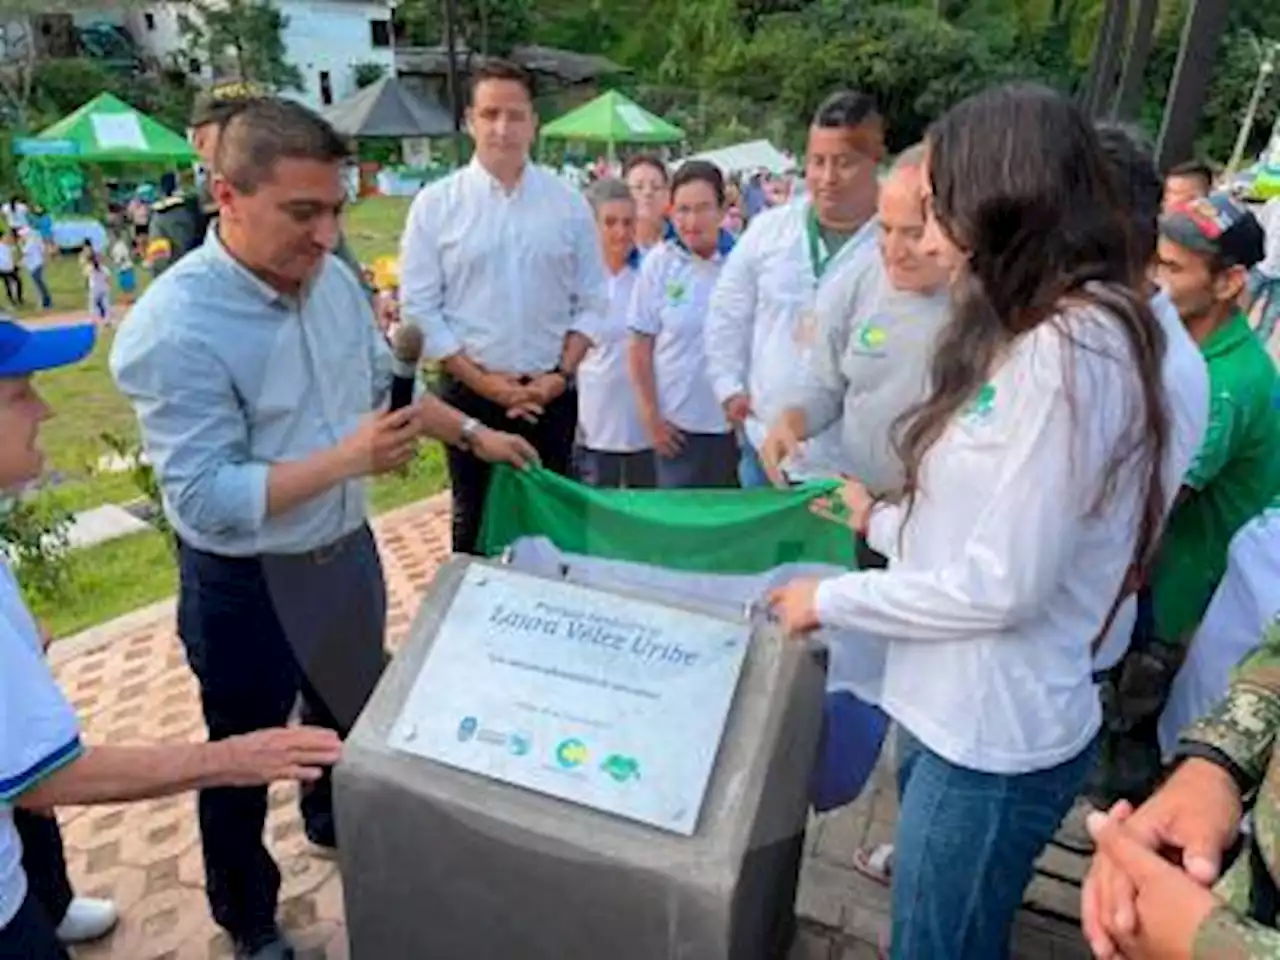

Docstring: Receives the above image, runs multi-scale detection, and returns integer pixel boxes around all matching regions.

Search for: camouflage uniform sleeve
[1194,903,1280,959]
[1179,617,1280,793]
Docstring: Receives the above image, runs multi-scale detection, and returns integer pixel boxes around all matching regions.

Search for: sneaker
[56,897,119,944]
[234,930,296,960]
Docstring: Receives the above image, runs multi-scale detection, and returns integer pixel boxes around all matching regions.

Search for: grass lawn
[15,195,450,639]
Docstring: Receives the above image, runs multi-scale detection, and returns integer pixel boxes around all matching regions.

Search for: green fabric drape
[479,465,856,574]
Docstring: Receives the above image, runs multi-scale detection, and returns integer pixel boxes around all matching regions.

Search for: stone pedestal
[336,555,827,960]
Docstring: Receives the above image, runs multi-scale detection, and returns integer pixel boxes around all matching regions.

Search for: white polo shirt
[577,258,649,453]
[816,301,1155,774]
[627,240,730,435]
[0,561,83,929]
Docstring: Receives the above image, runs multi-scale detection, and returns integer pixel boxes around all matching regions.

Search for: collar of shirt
[667,234,730,265]
[204,226,316,311]
[466,156,534,199]
[663,218,735,256]
[1201,309,1255,361]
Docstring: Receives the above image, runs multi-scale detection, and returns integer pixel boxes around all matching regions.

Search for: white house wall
[127,0,394,112]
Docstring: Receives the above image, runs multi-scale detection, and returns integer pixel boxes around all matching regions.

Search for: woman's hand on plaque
[767,578,821,635]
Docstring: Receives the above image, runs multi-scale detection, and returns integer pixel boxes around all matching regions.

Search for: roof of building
[394,44,625,84]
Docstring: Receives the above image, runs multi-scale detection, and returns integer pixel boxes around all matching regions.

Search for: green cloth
[539,91,685,145]
[1152,311,1280,645]
[478,465,856,574]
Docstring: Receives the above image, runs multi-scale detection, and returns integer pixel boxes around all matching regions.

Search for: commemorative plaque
[336,555,826,960]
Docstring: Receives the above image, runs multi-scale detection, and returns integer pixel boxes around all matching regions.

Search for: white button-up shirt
[628,240,730,435]
[816,304,1154,775]
[704,198,878,476]
[578,256,648,452]
[399,159,607,374]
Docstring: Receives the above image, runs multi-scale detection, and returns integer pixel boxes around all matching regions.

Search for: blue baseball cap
[0,320,95,378]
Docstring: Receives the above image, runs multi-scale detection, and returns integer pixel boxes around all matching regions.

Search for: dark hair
[1166,160,1213,190]
[469,59,535,105]
[812,90,879,130]
[900,83,1168,572]
[623,154,669,184]
[670,160,725,206]
[214,100,350,194]
[1095,123,1162,275]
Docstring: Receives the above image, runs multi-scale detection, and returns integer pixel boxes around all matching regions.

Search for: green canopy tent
[15,93,196,215]
[539,90,684,161]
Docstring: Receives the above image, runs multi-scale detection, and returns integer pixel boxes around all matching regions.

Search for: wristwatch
[553,364,577,392]
[458,416,483,451]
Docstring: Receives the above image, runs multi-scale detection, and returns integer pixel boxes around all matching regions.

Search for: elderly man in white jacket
[704,90,884,486]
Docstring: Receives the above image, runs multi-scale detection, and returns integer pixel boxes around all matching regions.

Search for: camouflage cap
[190,80,271,128]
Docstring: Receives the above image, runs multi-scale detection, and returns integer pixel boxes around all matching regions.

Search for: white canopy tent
[689,139,794,176]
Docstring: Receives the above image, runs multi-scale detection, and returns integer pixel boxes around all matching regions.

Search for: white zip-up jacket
[704,198,877,478]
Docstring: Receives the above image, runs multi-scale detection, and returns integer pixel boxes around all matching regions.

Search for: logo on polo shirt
[664,280,689,306]
[851,317,889,356]
[961,383,997,422]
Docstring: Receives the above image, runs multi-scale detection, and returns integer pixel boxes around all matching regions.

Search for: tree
[398,0,534,58]
[179,0,303,91]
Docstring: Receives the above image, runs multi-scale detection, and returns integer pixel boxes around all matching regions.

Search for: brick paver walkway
[48,494,1089,959]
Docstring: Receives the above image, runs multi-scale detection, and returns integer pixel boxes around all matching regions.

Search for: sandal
[851,842,894,886]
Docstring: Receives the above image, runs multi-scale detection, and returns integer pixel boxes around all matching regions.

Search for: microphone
[389,324,424,412]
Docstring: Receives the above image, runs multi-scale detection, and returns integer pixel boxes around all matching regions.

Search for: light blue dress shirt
[110,229,394,557]
[399,158,607,373]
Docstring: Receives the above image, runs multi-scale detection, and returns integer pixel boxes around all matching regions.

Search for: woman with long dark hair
[770,83,1170,957]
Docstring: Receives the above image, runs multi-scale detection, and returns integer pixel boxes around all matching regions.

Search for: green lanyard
[806,206,832,281]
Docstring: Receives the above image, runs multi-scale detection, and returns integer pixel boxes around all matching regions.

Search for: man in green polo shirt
[1154,194,1280,651]
[1089,193,1280,809]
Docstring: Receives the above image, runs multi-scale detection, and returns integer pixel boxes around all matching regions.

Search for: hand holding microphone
[389,323,424,412]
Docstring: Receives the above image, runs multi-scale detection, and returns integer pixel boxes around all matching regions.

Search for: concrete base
[336,555,827,960]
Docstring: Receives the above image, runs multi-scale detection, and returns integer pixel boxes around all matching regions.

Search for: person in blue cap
[0,318,344,960]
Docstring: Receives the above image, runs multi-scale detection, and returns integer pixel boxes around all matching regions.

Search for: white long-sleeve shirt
[816,302,1155,774]
[399,158,607,373]
[703,198,877,475]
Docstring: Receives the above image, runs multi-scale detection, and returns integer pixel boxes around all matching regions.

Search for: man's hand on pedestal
[217,727,344,786]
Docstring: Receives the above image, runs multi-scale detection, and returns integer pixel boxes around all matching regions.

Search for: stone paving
[47,493,1091,959]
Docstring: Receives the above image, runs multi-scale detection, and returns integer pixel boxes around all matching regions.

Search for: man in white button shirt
[705,90,884,487]
[400,60,608,553]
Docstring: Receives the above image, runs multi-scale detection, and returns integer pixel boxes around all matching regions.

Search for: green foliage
[399,0,534,57]
[179,0,304,92]
[354,61,389,89]
[0,496,73,605]
[98,431,173,552]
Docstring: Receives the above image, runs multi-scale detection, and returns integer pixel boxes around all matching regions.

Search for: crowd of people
[3,56,1280,960]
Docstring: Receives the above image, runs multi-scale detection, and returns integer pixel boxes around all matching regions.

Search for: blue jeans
[27,266,51,309]
[0,893,69,959]
[890,729,1098,959]
[737,437,771,488]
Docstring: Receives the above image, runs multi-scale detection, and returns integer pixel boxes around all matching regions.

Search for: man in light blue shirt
[0,318,345,960]
[112,100,534,960]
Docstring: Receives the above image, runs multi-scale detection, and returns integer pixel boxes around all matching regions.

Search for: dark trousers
[574,446,656,489]
[0,270,21,306]
[439,376,577,555]
[0,893,69,960]
[653,432,739,489]
[176,524,388,946]
[14,810,72,928]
